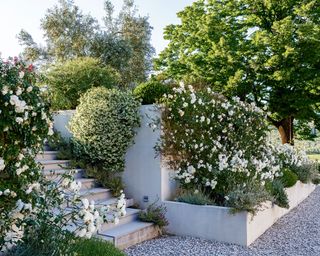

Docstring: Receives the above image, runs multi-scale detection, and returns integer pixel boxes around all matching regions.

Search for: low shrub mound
[133,80,172,104]
[71,238,125,256]
[69,87,140,193]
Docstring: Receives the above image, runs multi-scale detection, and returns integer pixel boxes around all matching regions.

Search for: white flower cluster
[161,83,282,198]
[0,157,5,171]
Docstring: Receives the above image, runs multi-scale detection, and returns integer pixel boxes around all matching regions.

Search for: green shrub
[160,84,280,214]
[266,180,289,209]
[133,80,172,104]
[47,131,73,160]
[138,202,168,230]
[46,57,120,110]
[175,190,214,205]
[280,168,298,188]
[71,238,125,256]
[226,181,272,215]
[69,87,140,191]
[292,162,319,184]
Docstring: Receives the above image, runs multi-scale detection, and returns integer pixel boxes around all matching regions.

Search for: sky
[0,0,195,59]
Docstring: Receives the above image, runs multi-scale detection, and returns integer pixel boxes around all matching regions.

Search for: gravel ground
[125,187,320,256]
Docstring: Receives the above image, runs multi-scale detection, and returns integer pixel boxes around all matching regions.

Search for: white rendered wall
[52,106,177,208]
[52,110,75,139]
[164,181,316,246]
[123,105,177,208]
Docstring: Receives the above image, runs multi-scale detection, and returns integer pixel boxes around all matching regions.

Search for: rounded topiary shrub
[133,80,172,104]
[69,87,140,180]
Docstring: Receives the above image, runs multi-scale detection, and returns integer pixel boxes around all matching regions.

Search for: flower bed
[164,181,316,246]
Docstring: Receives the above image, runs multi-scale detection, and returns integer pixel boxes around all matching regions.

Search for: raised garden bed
[164,181,316,246]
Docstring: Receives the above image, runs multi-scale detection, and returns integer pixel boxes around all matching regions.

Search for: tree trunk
[276,116,294,145]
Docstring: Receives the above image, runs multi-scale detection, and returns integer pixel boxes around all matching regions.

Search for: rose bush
[0,58,125,254]
[159,83,318,213]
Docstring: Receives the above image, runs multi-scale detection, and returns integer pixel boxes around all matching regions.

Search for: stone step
[40,160,70,170]
[81,187,113,202]
[98,221,159,249]
[97,198,135,208]
[36,151,58,161]
[100,208,140,231]
[43,169,84,180]
[77,178,97,190]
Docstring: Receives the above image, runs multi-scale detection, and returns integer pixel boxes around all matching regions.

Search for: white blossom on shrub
[0,58,125,253]
[159,83,282,209]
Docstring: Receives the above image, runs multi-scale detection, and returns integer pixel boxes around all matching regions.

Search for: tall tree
[18,0,98,62]
[18,0,154,87]
[103,0,155,86]
[155,0,320,144]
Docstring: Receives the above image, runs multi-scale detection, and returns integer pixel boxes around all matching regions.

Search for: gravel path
[125,187,320,256]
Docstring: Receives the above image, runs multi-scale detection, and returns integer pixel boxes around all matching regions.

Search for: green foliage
[46,57,119,110]
[69,87,140,189]
[19,0,154,87]
[133,80,172,104]
[280,169,298,188]
[266,180,289,209]
[175,190,213,205]
[291,162,319,184]
[160,84,281,214]
[226,181,272,215]
[138,202,168,229]
[155,0,320,139]
[9,224,75,256]
[71,238,125,256]
[85,165,124,197]
[46,131,73,160]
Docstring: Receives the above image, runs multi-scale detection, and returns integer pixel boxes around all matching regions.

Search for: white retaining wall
[164,181,316,246]
[52,106,176,208]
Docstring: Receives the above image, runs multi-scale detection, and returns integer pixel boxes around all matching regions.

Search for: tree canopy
[18,0,154,87]
[155,0,320,144]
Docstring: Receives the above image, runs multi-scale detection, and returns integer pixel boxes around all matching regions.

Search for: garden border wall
[164,181,316,246]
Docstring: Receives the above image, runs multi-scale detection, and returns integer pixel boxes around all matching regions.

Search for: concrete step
[77,178,97,190]
[98,221,159,249]
[43,169,84,180]
[100,208,140,230]
[81,187,113,202]
[36,151,58,161]
[40,160,70,170]
[97,198,135,208]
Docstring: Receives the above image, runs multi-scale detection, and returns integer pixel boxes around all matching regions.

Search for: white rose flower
[0,158,5,171]
[15,117,24,124]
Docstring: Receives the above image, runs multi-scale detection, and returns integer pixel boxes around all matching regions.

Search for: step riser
[115,225,159,249]
[36,154,57,161]
[100,212,139,231]
[42,163,69,170]
[44,170,84,180]
[80,180,97,190]
[83,191,113,202]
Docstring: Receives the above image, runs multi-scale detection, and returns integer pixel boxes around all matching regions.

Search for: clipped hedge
[69,87,140,186]
[133,80,172,104]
